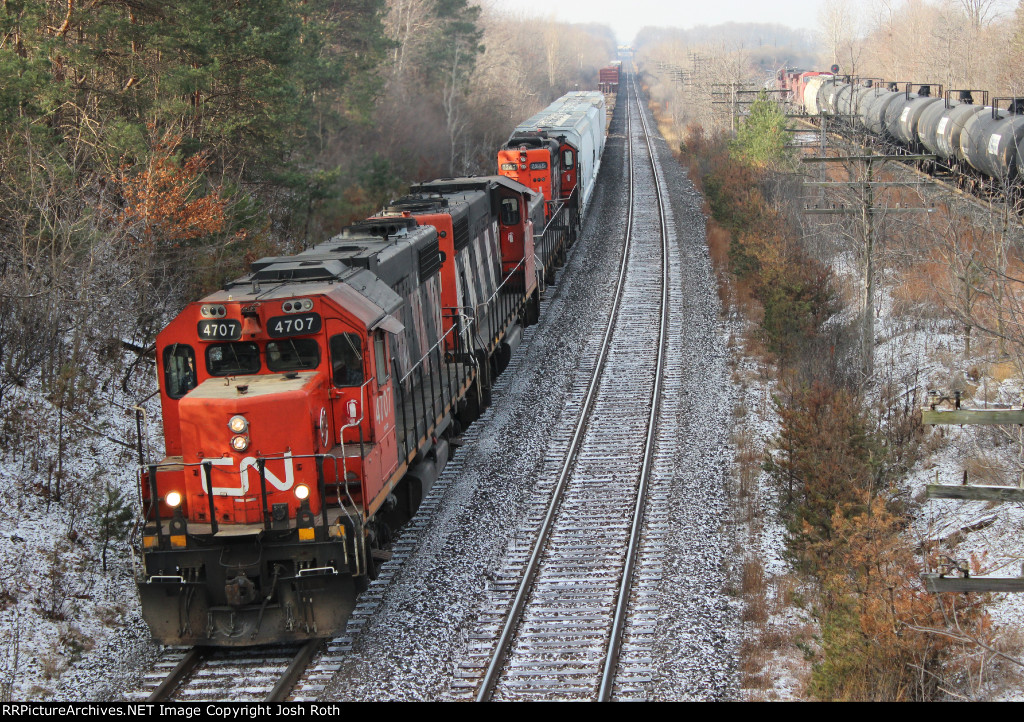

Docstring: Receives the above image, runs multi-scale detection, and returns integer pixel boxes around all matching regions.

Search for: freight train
[778,68,1024,207]
[136,90,608,646]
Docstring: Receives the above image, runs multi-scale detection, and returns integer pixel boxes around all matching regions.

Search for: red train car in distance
[599,65,620,93]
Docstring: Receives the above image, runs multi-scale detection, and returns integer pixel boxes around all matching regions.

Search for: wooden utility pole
[919,395,1024,593]
[802,154,935,376]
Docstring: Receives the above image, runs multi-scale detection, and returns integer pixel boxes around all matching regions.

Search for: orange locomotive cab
[498,132,562,219]
[140,220,459,646]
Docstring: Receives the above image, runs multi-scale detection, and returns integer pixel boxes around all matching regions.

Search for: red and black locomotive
[137,91,609,646]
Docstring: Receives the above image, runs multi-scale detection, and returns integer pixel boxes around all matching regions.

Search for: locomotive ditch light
[169,506,188,547]
[295,484,311,501]
[271,502,289,530]
[231,435,250,452]
[228,415,249,434]
[166,491,183,508]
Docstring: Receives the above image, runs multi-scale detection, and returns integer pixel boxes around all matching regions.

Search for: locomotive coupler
[225,572,257,606]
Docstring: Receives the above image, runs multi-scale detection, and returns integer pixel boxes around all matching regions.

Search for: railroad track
[131,640,321,702]
[452,72,673,702]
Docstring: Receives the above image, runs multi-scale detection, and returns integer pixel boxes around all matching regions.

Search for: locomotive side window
[500,197,520,225]
[563,149,575,169]
[267,339,320,372]
[374,333,388,384]
[330,333,364,387]
[163,344,197,399]
[206,342,261,376]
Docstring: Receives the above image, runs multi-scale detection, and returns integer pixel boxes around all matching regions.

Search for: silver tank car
[803,75,834,115]
[817,79,849,117]
[960,101,1024,181]
[862,86,903,136]
[894,85,942,147]
[918,92,986,163]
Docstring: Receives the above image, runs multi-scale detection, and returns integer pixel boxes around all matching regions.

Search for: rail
[474,70,668,702]
[142,639,321,702]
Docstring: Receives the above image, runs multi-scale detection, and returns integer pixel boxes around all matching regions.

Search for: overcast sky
[486,0,828,43]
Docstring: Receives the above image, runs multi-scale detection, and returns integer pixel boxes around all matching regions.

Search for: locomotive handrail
[335,376,371,576]
[479,256,526,308]
[394,316,477,470]
[397,321,469,386]
[141,449,363,543]
[473,256,528,345]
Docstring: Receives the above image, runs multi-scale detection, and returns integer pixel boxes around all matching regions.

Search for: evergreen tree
[729,93,793,170]
[93,482,135,573]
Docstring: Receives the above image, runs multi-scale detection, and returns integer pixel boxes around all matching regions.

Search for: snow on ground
[714,180,1024,700]
[4,89,1021,703]
[0,375,162,700]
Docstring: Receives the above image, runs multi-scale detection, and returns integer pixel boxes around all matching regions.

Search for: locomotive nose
[177,371,323,524]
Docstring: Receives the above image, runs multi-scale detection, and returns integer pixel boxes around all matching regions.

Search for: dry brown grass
[707,223,730,274]
[740,636,772,692]
[963,453,1011,485]
[891,261,948,320]
[742,556,768,624]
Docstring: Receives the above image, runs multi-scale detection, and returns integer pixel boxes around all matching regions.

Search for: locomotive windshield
[163,344,197,399]
[267,339,320,372]
[206,342,261,376]
[500,197,520,225]
[330,333,364,387]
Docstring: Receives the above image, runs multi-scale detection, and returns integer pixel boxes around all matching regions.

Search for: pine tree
[93,482,135,573]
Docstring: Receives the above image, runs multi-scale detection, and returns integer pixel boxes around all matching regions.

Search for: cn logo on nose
[202,453,295,496]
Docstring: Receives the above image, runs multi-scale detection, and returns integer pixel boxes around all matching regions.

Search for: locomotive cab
[141,249,411,645]
[406,175,546,337]
[498,132,562,219]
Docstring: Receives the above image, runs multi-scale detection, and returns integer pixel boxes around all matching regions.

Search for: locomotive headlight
[228,415,249,434]
[231,435,250,452]
[166,491,183,508]
[294,484,310,501]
